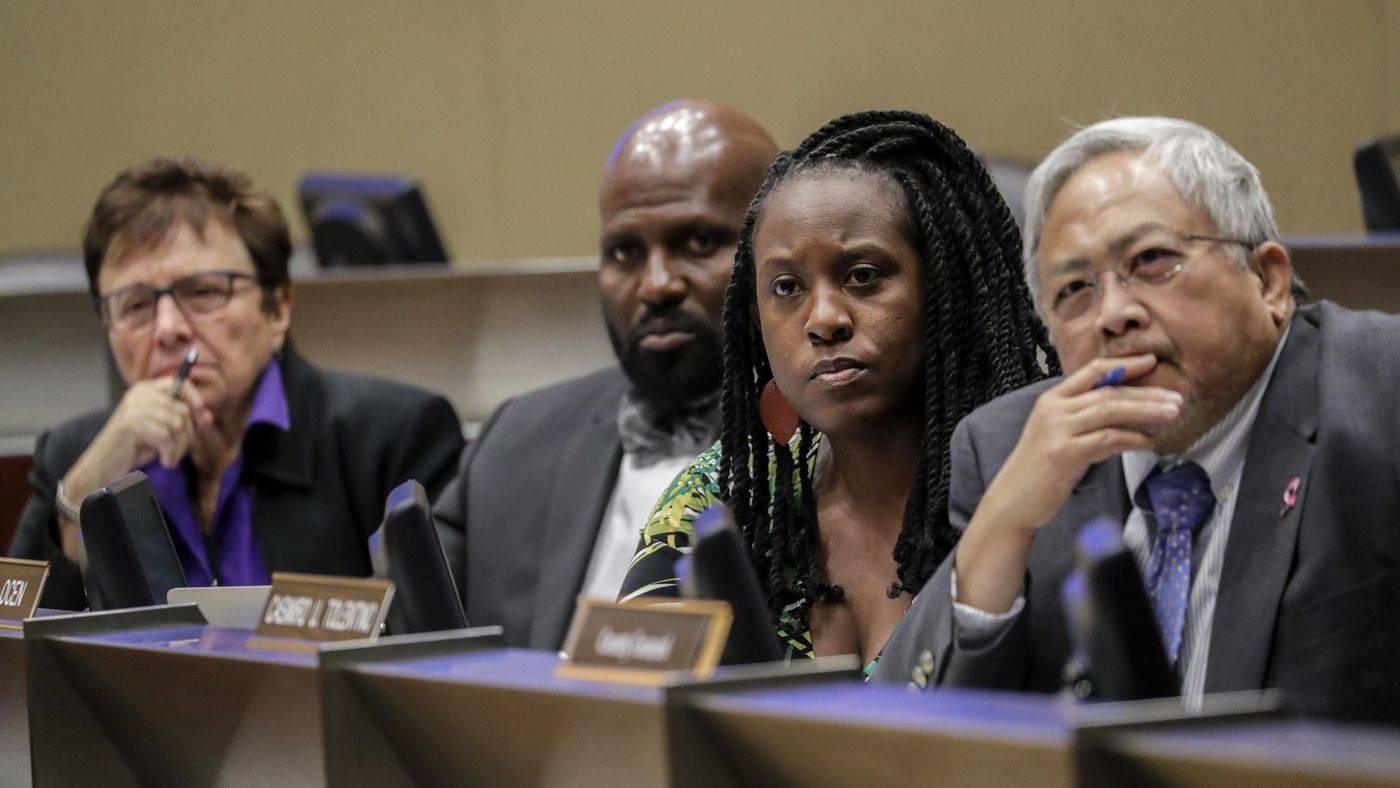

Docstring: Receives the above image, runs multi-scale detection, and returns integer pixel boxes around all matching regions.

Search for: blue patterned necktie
[1134,461,1216,667]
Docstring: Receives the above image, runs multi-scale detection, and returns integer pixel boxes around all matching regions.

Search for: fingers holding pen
[981,355,1184,527]
[123,379,193,468]
[955,355,1189,612]
[108,376,210,469]
[61,364,219,540]
[1054,354,1182,431]
[174,379,214,431]
[1063,353,1159,394]
[952,354,1188,611]
[1063,385,1182,433]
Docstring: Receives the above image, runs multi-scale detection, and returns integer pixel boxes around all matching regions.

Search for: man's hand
[954,354,1182,613]
[55,377,213,561]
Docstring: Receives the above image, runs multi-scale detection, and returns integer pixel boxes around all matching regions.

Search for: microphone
[1061,517,1178,701]
[677,506,784,666]
[377,480,467,635]
[79,471,187,610]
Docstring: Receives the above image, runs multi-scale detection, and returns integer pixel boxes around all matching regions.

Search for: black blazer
[433,367,627,651]
[10,346,465,610]
[873,302,1400,724]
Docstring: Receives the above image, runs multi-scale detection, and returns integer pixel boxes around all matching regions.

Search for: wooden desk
[671,682,1077,788]
[1288,234,1400,313]
[23,606,498,786]
[321,649,860,787]
[0,624,31,786]
[672,683,1400,788]
[1080,716,1400,787]
[15,620,1400,786]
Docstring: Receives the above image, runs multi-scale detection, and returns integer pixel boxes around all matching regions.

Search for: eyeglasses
[96,271,260,331]
[1045,233,1256,323]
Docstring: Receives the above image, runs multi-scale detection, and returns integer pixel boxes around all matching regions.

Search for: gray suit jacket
[873,302,1400,724]
[433,367,627,650]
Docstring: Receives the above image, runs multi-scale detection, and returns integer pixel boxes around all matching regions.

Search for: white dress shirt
[579,453,691,601]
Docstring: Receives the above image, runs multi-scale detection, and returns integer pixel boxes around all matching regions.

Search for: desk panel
[2,608,81,788]
[288,262,612,424]
[0,258,612,437]
[24,606,496,787]
[1080,718,1400,787]
[671,683,1074,788]
[1289,235,1400,314]
[326,648,671,787]
[30,617,321,786]
[324,649,863,787]
[0,627,30,786]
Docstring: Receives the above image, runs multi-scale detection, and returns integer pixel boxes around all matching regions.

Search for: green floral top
[619,437,822,663]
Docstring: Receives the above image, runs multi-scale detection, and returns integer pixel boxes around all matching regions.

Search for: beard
[607,307,723,411]
[1141,348,1274,455]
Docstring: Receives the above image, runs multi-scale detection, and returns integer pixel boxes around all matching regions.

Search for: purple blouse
[142,359,290,587]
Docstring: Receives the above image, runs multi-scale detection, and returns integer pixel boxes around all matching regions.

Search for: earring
[759,379,799,444]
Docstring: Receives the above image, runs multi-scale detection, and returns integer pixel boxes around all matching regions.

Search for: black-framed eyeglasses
[1045,233,1257,323]
[95,271,261,331]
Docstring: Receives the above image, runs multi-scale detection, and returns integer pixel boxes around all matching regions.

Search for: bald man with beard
[433,100,777,649]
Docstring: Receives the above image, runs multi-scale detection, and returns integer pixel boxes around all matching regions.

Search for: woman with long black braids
[619,110,1055,671]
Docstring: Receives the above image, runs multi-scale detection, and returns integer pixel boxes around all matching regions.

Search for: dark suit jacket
[10,346,465,610]
[874,302,1400,724]
[433,367,627,651]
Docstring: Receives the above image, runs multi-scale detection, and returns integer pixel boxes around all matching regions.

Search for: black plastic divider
[319,626,504,786]
[23,602,207,639]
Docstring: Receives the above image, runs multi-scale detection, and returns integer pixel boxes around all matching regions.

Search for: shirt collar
[245,356,291,435]
[1122,322,1292,497]
[616,389,719,467]
[141,357,290,476]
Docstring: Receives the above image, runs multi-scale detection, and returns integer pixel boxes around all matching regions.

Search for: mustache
[626,308,711,347]
[1103,342,1175,364]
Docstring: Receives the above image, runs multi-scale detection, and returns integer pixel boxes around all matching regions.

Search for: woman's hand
[55,377,213,561]
[953,354,1182,613]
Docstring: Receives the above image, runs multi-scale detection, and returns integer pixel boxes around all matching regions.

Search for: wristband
[55,479,82,523]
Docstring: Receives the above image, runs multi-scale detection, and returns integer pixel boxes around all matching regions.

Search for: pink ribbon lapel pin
[1279,476,1300,518]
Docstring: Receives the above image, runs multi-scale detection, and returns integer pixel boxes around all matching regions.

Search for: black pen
[171,346,199,399]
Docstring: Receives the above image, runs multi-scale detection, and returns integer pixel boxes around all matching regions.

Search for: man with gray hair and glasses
[875,116,1400,724]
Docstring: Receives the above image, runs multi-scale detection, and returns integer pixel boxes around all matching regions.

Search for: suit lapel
[1204,314,1319,693]
[1054,457,1132,587]
[1065,457,1131,531]
[526,393,624,649]
[1017,457,1132,689]
[246,349,316,572]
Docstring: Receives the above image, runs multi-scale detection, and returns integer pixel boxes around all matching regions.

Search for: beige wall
[2,0,1395,263]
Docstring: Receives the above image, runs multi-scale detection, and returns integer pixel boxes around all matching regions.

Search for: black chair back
[1355,134,1400,231]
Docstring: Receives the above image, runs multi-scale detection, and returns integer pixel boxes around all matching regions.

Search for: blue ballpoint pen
[1091,366,1125,390]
